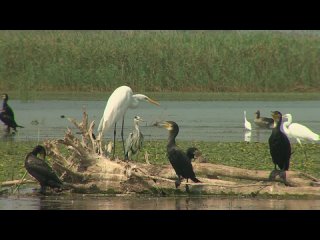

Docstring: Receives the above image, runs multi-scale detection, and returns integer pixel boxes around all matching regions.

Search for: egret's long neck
[130,94,146,108]
[281,119,290,135]
[286,115,293,125]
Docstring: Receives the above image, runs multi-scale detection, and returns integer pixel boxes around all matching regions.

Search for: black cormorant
[254,110,274,129]
[268,111,291,182]
[186,147,200,162]
[0,94,24,133]
[159,121,200,192]
[25,145,63,194]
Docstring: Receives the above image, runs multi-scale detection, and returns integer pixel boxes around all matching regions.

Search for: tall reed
[0,30,319,93]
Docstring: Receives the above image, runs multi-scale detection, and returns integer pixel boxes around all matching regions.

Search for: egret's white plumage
[244,111,252,131]
[282,113,320,145]
[97,86,160,158]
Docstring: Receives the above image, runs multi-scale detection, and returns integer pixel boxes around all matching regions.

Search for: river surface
[1,100,320,143]
[1,188,320,210]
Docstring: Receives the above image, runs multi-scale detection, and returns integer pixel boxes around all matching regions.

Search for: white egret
[282,113,320,144]
[97,86,160,158]
[282,113,319,164]
[243,110,252,131]
[254,110,274,129]
[125,116,145,160]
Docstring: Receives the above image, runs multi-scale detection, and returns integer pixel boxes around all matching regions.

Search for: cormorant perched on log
[159,121,201,192]
[25,145,63,194]
[268,111,291,183]
[0,94,24,133]
[254,110,274,129]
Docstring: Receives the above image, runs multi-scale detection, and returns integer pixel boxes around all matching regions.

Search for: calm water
[1,189,320,210]
[1,100,320,210]
[1,100,320,143]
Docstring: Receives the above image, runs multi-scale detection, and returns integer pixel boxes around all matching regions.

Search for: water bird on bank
[243,111,252,131]
[0,93,24,133]
[25,145,63,194]
[158,121,201,192]
[186,147,206,163]
[96,86,160,159]
[254,110,274,129]
[268,111,291,183]
[282,113,319,164]
[125,116,145,160]
[281,113,320,145]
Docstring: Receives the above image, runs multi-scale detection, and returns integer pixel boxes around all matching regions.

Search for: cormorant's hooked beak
[156,121,172,130]
[146,97,160,106]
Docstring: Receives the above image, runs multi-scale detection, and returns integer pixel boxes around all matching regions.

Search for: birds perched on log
[0,93,24,133]
[158,121,201,192]
[96,86,160,159]
[125,116,145,160]
[268,111,291,183]
[25,145,63,194]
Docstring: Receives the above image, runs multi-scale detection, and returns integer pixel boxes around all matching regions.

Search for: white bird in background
[282,113,320,145]
[282,113,320,163]
[125,116,145,160]
[244,110,252,131]
[97,86,160,158]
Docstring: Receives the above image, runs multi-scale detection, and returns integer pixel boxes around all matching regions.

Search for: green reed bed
[1,30,320,94]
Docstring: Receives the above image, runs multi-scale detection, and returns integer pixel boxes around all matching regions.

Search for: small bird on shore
[0,93,24,133]
[25,145,63,194]
[158,121,201,192]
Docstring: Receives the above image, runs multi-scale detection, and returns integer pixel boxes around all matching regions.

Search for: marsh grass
[1,140,319,182]
[1,30,320,95]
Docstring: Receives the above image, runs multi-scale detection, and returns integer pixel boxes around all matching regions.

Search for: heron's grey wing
[125,132,133,154]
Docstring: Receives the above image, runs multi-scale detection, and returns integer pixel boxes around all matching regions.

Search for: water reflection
[244,130,252,142]
[2,191,320,210]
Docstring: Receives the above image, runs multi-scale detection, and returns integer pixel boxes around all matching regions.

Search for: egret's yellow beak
[146,97,160,106]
